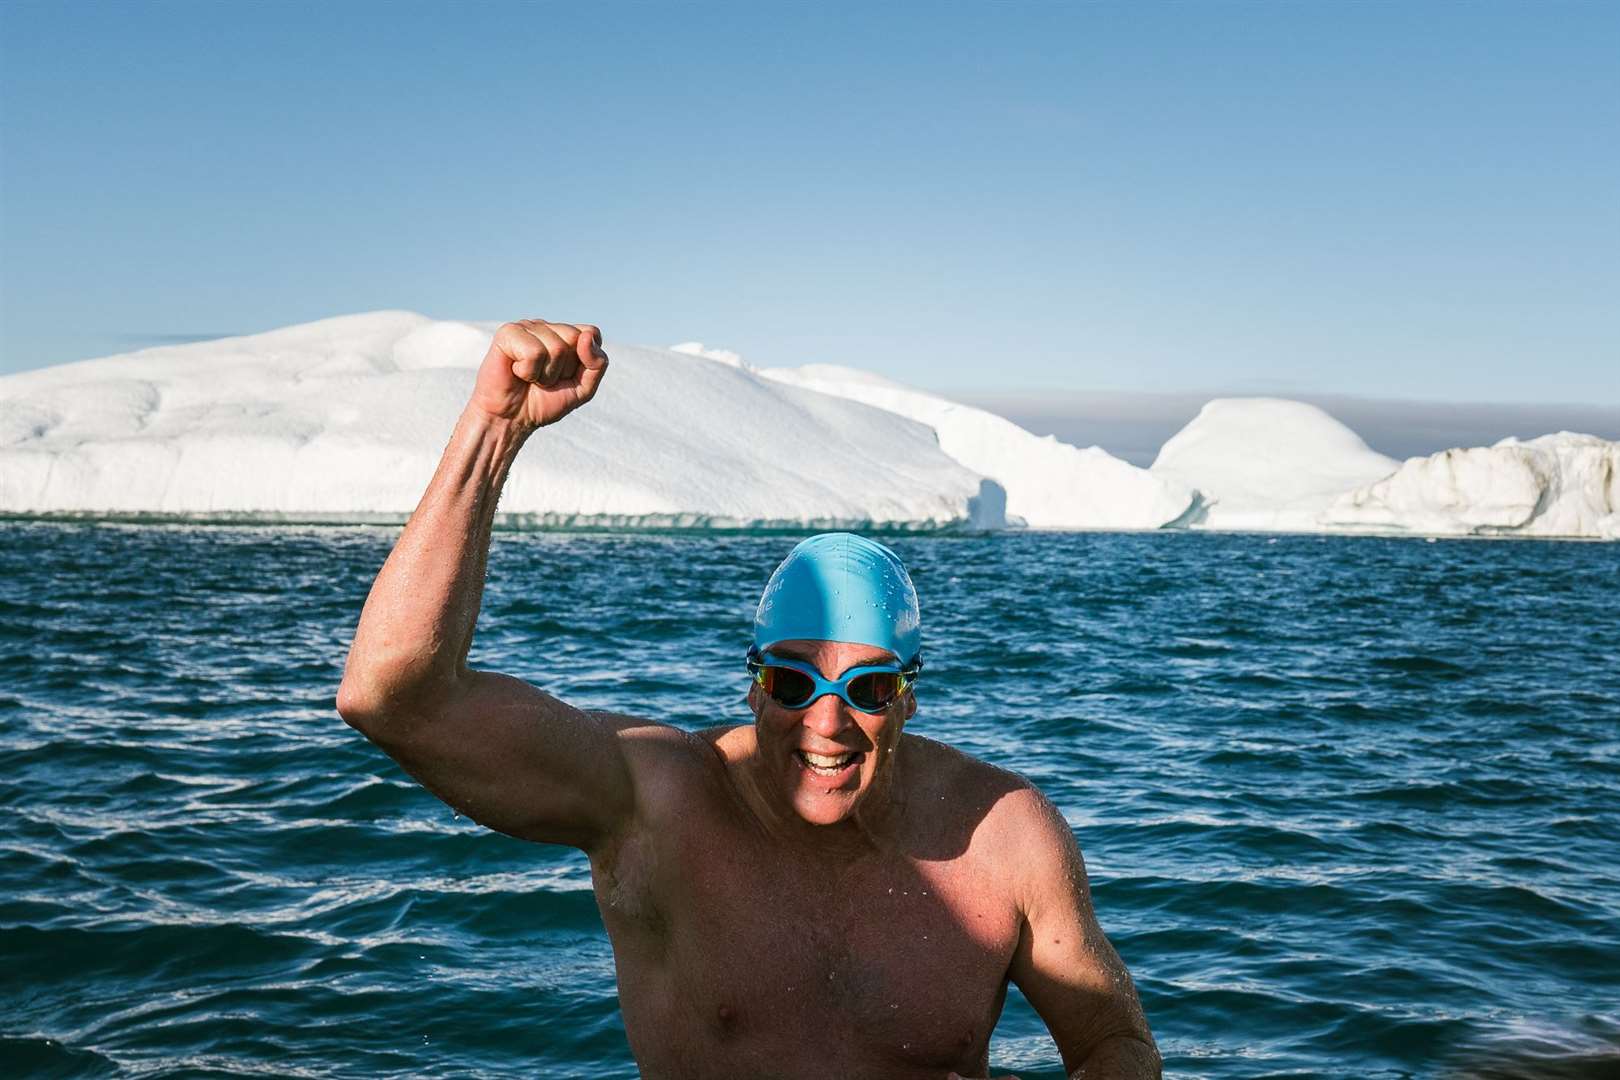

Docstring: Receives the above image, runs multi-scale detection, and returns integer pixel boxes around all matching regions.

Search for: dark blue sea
[3,523,1617,1079]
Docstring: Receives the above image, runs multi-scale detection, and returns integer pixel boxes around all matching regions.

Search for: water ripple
[2,523,1617,1077]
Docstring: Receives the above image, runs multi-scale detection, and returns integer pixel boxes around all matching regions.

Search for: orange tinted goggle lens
[759,665,816,707]
[756,664,903,712]
[847,672,902,711]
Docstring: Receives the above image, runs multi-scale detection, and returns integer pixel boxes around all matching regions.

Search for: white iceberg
[669,342,750,370]
[3,313,1615,541]
[1324,433,1620,539]
[0,312,1002,530]
[1150,398,1400,531]
[755,364,1195,530]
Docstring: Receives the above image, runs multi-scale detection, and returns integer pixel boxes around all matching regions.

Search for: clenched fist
[470,319,609,430]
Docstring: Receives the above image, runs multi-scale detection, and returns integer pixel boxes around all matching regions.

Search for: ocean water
[2,522,1617,1079]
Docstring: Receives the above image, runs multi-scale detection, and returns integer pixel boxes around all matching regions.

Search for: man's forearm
[338,407,529,718]
[1070,1034,1161,1079]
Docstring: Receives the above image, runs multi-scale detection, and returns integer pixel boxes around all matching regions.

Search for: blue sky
[2,1,1616,404]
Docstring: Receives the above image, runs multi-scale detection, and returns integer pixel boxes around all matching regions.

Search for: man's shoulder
[592,713,734,755]
[596,714,736,803]
[900,735,1074,875]
[900,733,1053,816]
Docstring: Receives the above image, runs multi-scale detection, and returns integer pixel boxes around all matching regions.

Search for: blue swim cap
[752,533,921,666]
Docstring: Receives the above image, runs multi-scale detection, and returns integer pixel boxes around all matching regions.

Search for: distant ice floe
[1324,433,1620,540]
[756,364,1194,530]
[1148,398,1619,539]
[1150,398,1400,532]
[1,312,1615,539]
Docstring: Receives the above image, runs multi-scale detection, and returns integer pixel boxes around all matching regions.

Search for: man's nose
[801,693,851,738]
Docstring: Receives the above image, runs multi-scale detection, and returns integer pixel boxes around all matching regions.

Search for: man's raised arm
[336,319,630,851]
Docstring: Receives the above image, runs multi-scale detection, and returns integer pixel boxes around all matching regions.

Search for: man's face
[747,638,915,827]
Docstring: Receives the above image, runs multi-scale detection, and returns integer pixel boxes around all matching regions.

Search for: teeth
[802,751,854,769]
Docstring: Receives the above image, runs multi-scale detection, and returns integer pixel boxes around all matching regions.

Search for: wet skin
[338,327,1157,1077]
[580,640,1156,1078]
[742,640,915,833]
[347,629,1158,1076]
[594,640,1004,1076]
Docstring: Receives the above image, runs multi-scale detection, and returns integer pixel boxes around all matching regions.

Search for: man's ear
[746,682,764,717]
[902,688,916,721]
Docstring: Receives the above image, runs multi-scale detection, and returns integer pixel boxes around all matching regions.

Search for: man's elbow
[336,663,444,736]
[336,675,383,730]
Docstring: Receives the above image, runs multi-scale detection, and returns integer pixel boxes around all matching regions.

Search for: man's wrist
[443,404,537,499]
[460,403,536,450]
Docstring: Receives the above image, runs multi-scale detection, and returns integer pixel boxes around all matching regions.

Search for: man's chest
[595,824,1023,1070]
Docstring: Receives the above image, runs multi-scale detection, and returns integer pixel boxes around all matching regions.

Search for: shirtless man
[337,319,1160,1079]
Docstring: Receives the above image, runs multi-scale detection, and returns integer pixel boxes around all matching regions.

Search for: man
[337,319,1160,1079]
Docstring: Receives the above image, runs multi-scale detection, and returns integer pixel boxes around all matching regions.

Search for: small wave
[1442,1014,1620,1079]
[5,525,1618,1078]
[1369,653,1472,678]
[0,1035,120,1078]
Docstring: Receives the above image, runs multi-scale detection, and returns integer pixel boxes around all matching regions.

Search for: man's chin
[786,776,866,826]
[791,793,859,826]
[780,756,866,813]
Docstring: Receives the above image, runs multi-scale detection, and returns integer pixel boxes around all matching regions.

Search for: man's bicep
[1006,796,1158,1076]
[363,670,639,850]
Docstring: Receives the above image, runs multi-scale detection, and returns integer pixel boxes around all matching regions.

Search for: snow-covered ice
[1148,399,1619,539]
[1324,433,1620,539]
[0,312,1001,530]
[2,313,1616,540]
[755,364,1195,530]
[1150,398,1400,532]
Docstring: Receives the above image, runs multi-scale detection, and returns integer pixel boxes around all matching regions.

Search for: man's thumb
[574,325,607,369]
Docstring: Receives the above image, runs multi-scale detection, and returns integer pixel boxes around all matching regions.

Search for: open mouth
[794,749,864,778]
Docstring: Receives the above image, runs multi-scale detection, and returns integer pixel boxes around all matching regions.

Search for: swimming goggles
[746,649,922,713]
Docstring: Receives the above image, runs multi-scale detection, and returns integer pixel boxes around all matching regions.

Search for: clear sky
[2,1,1616,404]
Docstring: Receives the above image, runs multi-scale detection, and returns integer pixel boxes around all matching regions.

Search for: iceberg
[1323,433,1620,540]
[0,312,1002,530]
[3,313,1615,540]
[753,364,1196,530]
[1150,398,1400,531]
